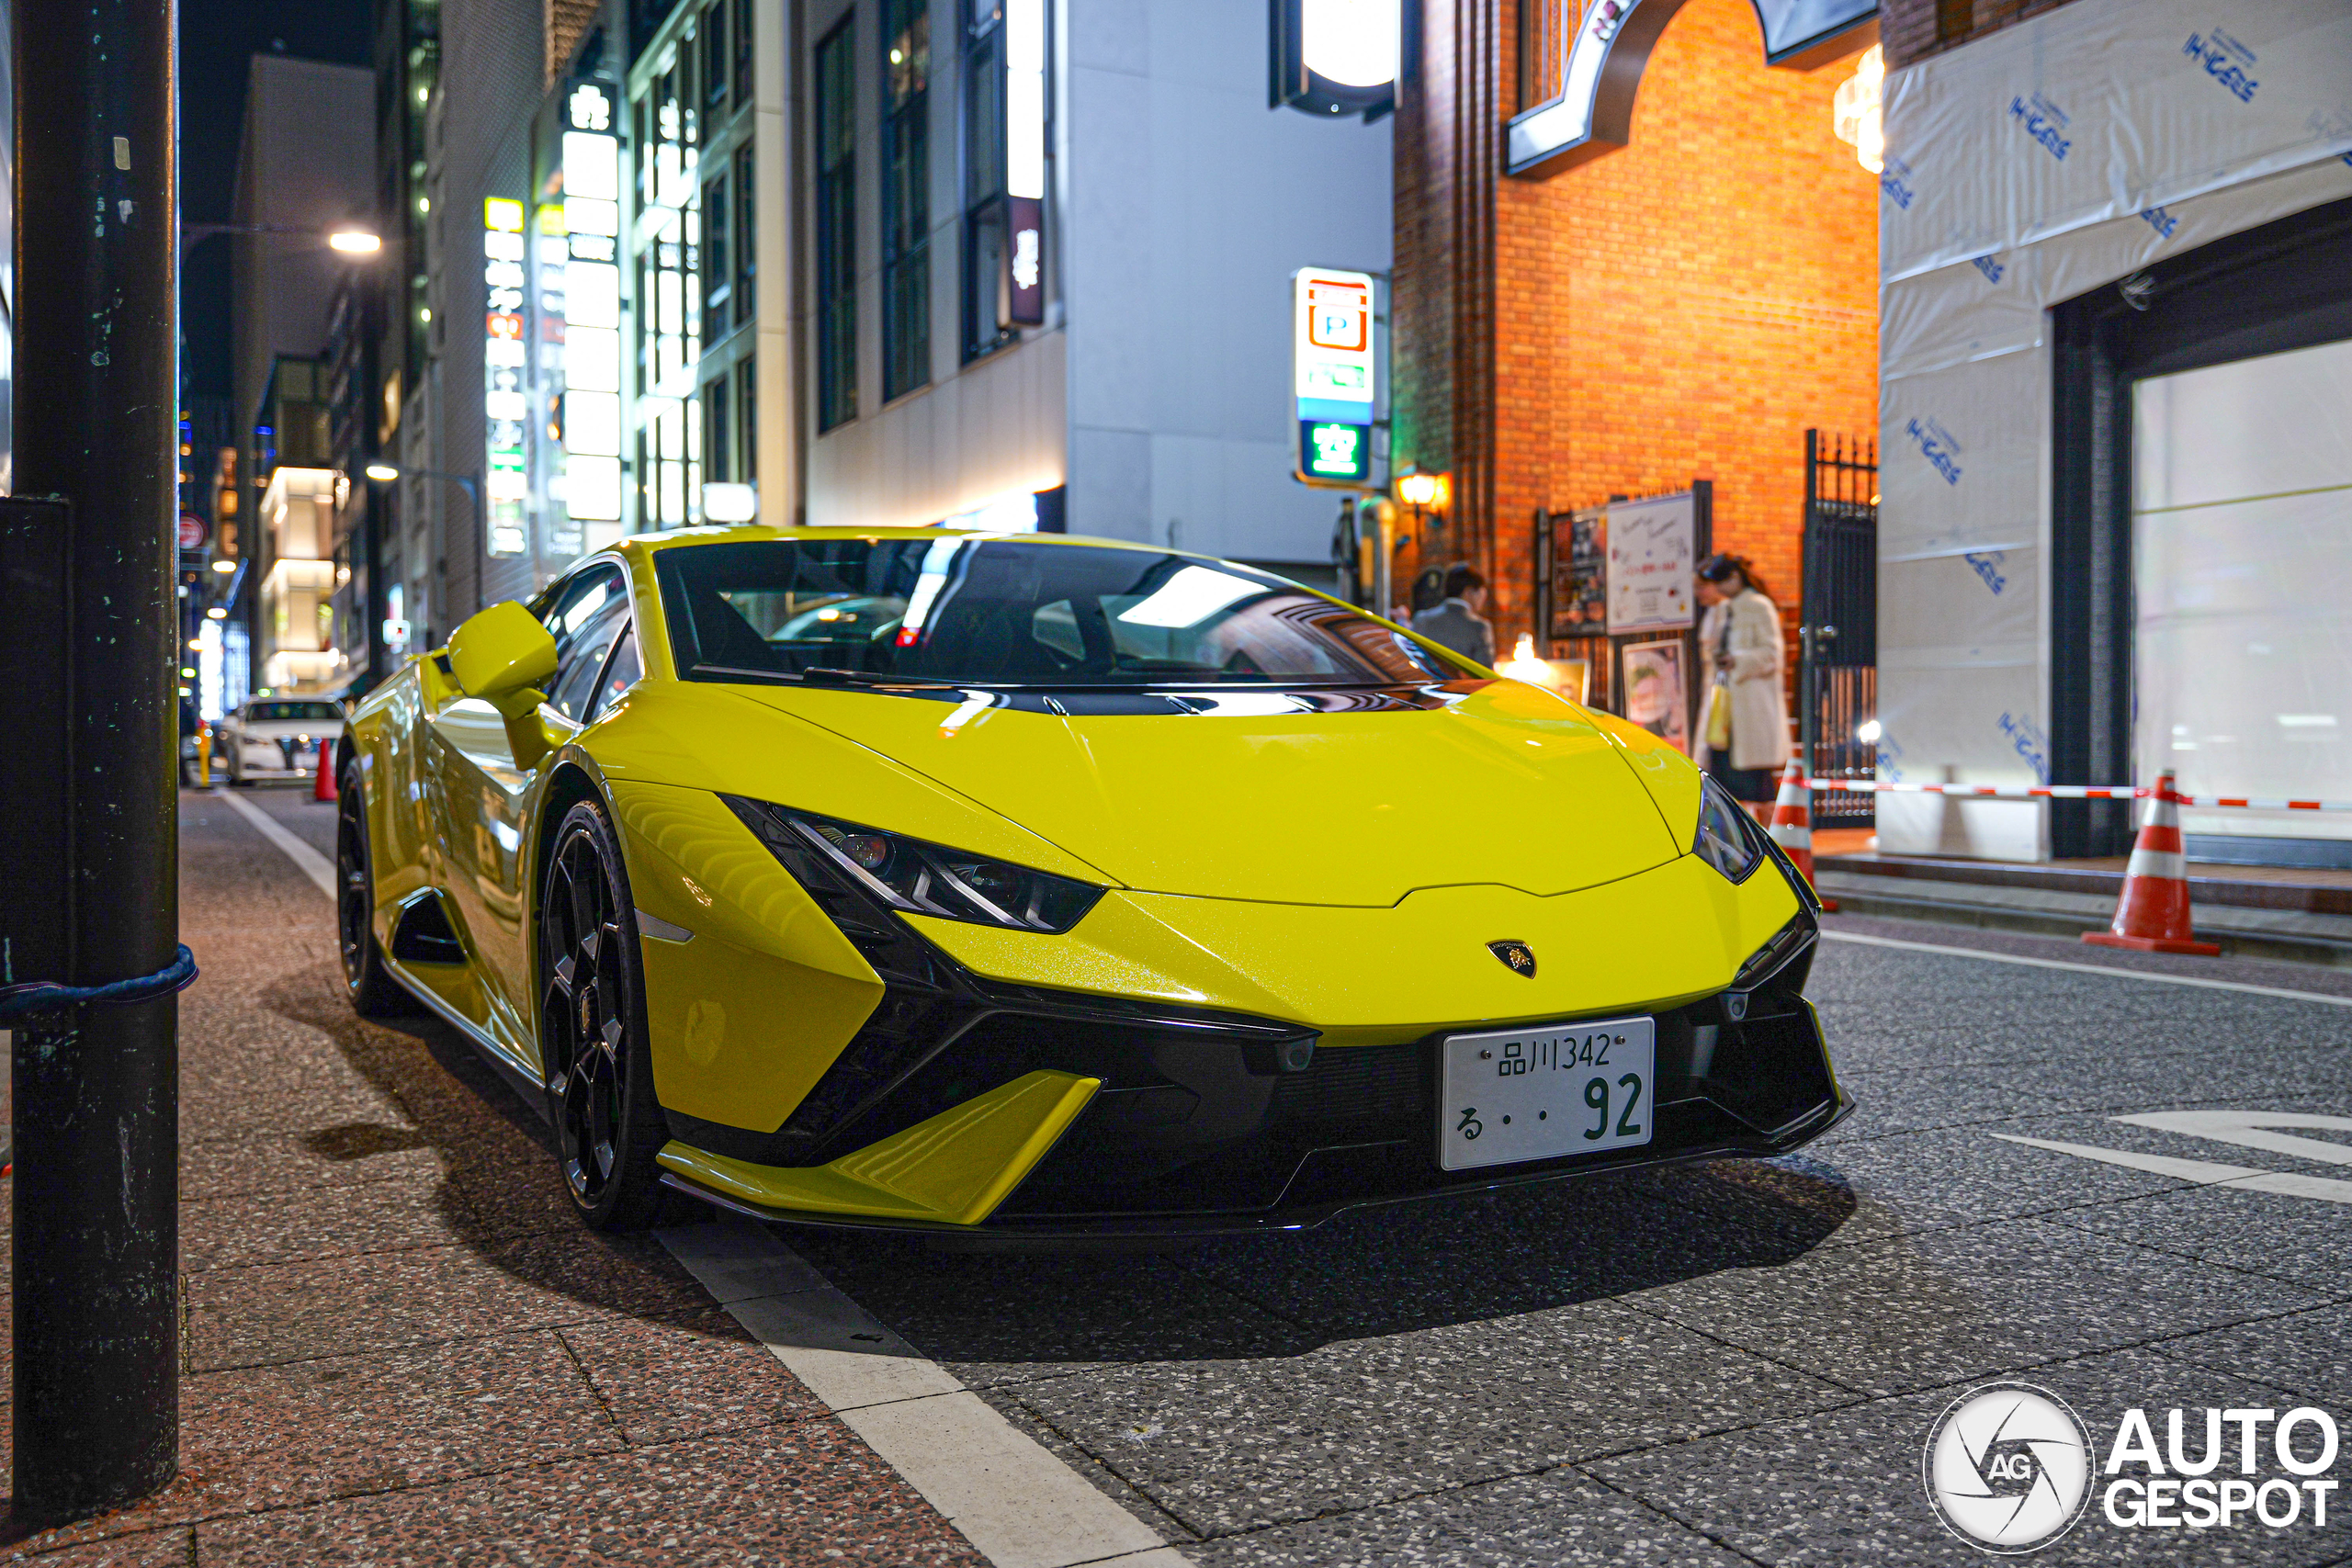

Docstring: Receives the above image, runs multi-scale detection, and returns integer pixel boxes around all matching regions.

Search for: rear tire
[539,798,671,1232]
[336,764,412,1017]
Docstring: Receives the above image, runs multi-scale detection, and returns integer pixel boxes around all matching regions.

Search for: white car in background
[217,698,345,785]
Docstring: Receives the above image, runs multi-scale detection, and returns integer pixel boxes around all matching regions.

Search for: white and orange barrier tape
[1794,778,2352,812]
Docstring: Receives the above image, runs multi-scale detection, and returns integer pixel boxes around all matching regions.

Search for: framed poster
[1549,507,1608,639]
[1620,640,1688,751]
[1605,491,1698,635]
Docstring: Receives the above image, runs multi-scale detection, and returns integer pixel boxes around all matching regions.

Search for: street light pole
[9,0,182,1522]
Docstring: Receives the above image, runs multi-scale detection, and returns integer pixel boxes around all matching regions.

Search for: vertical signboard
[1004,0,1046,325]
[1604,491,1698,634]
[1292,266,1375,487]
[559,82,624,550]
[482,197,530,557]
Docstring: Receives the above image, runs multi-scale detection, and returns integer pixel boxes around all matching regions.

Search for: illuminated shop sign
[1507,0,1877,177]
[1005,0,1046,325]
[483,197,530,556]
[559,84,624,539]
[1292,266,1377,489]
[1302,421,1372,482]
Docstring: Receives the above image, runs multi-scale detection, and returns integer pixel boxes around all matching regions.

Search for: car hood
[723,682,1683,907]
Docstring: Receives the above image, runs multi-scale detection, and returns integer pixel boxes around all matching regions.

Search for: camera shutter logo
[1924,1382,2093,1553]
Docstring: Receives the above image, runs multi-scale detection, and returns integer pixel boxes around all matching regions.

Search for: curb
[1817,886,2352,971]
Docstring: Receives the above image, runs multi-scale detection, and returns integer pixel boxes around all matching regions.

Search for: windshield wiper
[691,661,952,690]
[797,666,961,689]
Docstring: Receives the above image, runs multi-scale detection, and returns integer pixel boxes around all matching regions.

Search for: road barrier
[1797,778,2352,812]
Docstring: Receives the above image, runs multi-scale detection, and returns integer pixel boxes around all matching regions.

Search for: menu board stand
[1534,482,1710,750]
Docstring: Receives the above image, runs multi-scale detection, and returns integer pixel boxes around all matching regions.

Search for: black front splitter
[656,1088,1856,1252]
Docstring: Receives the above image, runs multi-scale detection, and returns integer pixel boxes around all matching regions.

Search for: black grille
[1272,1043,1427,1125]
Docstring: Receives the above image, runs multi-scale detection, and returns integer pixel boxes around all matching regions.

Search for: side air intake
[390,891,466,964]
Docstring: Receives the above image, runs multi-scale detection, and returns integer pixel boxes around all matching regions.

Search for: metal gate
[1798,430,1877,826]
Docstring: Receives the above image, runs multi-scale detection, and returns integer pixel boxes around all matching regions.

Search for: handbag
[1703,605,1734,751]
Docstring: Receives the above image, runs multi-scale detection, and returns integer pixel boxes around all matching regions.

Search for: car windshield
[655,536,1466,689]
[245,701,342,722]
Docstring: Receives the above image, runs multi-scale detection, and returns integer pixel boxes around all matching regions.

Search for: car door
[423,563,628,1057]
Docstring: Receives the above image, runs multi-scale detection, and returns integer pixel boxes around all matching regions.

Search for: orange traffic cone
[2082,771,2216,956]
[313,750,339,802]
[1767,757,1835,911]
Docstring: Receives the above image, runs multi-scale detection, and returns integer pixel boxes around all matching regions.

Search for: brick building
[1392,0,1881,686]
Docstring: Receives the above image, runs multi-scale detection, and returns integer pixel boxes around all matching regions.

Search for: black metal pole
[363,481,390,690]
[11,0,182,1521]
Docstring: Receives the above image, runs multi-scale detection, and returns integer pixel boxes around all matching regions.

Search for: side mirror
[448,602,559,701]
[446,602,562,766]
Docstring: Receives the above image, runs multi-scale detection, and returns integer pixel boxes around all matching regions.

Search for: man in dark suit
[1410,564,1495,669]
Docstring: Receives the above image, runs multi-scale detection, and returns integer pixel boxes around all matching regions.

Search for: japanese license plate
[1437,1016,1656,1172]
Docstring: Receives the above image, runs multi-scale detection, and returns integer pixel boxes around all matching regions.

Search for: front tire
[336,764,412,1017]
[539,798,670,1231]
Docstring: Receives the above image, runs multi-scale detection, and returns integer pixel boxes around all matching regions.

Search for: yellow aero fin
[656,1070,1101,1228]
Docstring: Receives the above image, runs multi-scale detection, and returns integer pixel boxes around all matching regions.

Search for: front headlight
[726,796,1103,934]
[1691,775,1765,884]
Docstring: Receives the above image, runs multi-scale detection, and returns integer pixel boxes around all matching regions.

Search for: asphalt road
[202,784,2352,1565]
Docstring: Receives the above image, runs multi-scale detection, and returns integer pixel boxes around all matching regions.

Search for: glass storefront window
[2133,337,2352,852]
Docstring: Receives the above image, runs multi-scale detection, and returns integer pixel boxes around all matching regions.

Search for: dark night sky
[181,0,374,401]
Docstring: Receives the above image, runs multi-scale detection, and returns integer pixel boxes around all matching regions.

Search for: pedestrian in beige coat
[1694,553,1792,803]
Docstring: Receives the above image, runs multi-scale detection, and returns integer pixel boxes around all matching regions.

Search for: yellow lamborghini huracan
[336,527,1846,1237]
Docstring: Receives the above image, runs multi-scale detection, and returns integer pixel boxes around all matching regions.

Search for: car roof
[607,525,1178,558]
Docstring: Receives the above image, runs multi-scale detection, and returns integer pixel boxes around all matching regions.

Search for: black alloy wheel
[539,798,669,1231]
[336,764,411,1017]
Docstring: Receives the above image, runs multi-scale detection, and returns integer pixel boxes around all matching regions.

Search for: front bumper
[232,739,325,776]
[664,1006,1848,1243]
[655,852,1844,1240]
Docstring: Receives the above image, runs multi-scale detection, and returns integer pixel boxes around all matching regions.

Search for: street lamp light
[356,461,478,501]
[1396,472,1445,509]
[180,220,386,254]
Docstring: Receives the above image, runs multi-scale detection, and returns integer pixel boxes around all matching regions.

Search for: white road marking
[2111,1111,2352,1167]
[210,787,337,898]
[659,1218,1191,1568]
[1821,930,2352,1008]
[206,788,1185,1562]
[1993,1133,2352,1203]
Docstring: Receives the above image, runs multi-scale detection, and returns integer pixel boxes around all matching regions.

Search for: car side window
[582,626,641,725]
[537,563,628,672]
[548,599,630,722]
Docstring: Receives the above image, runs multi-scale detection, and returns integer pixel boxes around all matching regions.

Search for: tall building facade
[433,0,1391,597]
[229,54,377,695]
[324,0,1390,681]
[1871,0,2352,864]
[790,0,1393,568]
